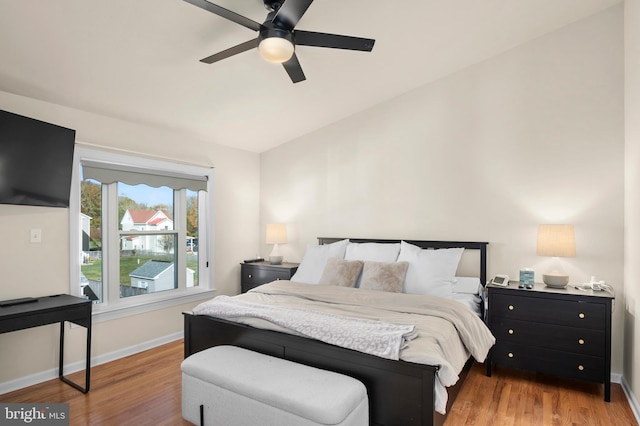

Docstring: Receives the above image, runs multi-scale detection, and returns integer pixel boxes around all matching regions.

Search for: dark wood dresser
[240,261,299,293]
[486,281,613,401]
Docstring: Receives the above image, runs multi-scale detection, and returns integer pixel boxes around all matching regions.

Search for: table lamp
[536,224,576,288]
[266,223,287,265]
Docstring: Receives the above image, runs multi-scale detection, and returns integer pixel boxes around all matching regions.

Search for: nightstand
[240,262,299,293]
[486,281,613,401]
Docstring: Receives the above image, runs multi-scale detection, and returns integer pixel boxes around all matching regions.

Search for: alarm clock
[489,274,510,286]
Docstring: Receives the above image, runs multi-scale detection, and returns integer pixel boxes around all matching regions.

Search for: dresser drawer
[241,268,292,286]
[490,293,605,328]
[492,342,605,382]
[491,318,605,356]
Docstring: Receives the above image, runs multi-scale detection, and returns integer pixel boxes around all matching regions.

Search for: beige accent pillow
[359,261,409,293]
[318,258,364,287]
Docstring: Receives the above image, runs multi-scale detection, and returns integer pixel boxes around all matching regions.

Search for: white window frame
[70,145,215,322]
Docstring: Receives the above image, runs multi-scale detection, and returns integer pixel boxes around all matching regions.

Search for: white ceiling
[0,0,621,153]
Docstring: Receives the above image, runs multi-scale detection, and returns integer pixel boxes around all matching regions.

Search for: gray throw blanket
[193,295,418,360]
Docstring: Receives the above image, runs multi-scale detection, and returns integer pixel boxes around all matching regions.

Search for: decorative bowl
[542,273,569,288]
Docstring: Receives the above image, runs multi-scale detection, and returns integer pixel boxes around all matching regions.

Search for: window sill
[90,287,216,323]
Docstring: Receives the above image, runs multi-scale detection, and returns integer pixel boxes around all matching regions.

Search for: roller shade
[82,161,208,192]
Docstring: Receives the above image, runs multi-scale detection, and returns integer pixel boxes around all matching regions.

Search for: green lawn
[81,254,199,286]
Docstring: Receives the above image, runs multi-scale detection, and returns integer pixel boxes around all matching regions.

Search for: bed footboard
[184,311,469,426]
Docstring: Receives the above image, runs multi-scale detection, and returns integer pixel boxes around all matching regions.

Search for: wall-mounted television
[0,110,76,208]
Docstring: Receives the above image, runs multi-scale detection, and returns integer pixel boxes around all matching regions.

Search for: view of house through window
[80,172,202,304]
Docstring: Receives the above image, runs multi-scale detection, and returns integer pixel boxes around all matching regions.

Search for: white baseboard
[622,376,640,425]
[0,331,183,395]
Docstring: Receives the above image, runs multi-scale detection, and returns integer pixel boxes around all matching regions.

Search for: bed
[183,238,492,426]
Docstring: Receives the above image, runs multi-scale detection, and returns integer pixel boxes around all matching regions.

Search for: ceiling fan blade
[282,53,306,83]
[294,30,375,52]
[273,0,314,29]
[200,39,257,64]
[183,0,261,32]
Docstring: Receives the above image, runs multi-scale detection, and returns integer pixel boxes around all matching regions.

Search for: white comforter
[192,280,495,414]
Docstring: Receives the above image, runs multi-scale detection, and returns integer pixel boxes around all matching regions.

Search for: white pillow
[344,242,401,262]
[290,239,349,284]
[397,241,464,298]
[453,276,482,295]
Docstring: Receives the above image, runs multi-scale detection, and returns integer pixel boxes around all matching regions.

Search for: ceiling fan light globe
[258,37,294,63]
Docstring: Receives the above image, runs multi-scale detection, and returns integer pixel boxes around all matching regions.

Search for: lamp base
[542,273,569,288]
[269,256,283,265]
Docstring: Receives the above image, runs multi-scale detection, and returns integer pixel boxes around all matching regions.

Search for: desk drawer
[490,293,605,328]
[492,342,605,382]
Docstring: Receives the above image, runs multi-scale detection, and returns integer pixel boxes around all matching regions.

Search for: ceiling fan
[183,0,375,83]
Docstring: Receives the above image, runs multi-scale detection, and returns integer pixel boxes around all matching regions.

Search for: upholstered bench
[181,345,368,426]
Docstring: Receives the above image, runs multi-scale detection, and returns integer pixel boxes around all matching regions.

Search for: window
[70,147,215,319]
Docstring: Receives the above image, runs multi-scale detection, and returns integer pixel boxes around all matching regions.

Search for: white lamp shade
[266,223,288,245]
[258,37,294,63]
[536,224,576,257]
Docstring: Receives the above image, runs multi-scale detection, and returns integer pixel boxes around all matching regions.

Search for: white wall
[261,6,625,373]
[624,0,640,411]
[0,91,260,384]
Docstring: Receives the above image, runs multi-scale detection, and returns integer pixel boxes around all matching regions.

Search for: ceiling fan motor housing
[259,27,293,45]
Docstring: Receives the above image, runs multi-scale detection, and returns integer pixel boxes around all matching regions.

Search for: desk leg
[59,320,91,393]
[85,317,91,392]
[59,321,64,381]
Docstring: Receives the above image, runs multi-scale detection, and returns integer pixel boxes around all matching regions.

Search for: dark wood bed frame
[183,238,489,426]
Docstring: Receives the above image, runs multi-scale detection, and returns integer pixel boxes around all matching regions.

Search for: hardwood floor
[444,363,638,426]
[0,340,189,426]
[1,340,637,426]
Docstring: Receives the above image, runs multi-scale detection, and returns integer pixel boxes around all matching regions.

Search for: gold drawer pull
[578,365,584,371]
[578,339,585,345]
[579,312,585,319]
[508,352,514,358]
[508,329,514,335]
[508,305,515,311]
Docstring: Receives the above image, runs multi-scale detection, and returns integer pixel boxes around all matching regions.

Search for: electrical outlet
[30,228,42,243]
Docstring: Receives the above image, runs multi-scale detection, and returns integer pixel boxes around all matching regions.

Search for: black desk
[0,294,92,392]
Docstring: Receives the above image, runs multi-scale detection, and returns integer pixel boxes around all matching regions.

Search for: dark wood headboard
[318,237,489,285]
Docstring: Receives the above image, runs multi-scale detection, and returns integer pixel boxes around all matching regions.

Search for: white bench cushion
[181,345,368,425]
